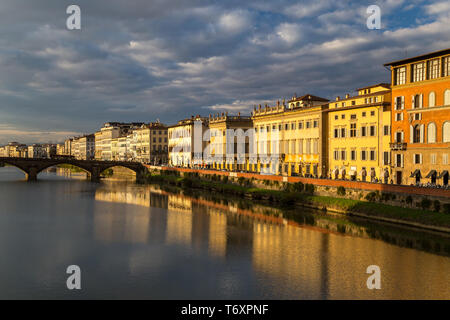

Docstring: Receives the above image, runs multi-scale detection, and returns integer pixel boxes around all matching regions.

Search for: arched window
[427,122,436,143]
[445,89,450,106]
[413,94,421,109]
[429,92,436,107]
[413,125,421,143]
[444,121,450,143]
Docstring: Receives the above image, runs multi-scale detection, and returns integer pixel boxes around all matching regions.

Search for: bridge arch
[0,160,30,179]
[0,157,148,182]
[36,163,93,179]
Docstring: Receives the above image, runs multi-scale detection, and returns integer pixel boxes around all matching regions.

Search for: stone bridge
[0,157,148,182]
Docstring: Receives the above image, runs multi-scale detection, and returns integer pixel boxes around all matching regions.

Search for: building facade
[28,144,47,159]
[131,123,168,164]
[208,113,253,171]
[72,135,95,160]
[95,122,143,161]
[327,84,392,182]
[251,95,329,177]
[168,116,208,167]
[385,48,450,186]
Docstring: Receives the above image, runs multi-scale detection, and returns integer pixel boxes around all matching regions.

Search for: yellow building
[208,113,253,171]
[251,95,329,176]
[327,84,392,182]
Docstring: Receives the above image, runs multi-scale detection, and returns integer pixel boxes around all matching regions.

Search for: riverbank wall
[144,165,450,210]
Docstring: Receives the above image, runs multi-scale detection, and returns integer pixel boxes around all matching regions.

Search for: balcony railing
[390,142,407,151]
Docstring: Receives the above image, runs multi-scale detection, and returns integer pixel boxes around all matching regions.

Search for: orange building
[384,48,450,186]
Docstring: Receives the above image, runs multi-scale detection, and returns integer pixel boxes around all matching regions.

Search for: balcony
[390,142,407,151]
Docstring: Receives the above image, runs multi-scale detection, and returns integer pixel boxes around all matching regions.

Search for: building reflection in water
[92,183,450,299]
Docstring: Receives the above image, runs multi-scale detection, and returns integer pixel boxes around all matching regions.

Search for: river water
[0,166,449,299]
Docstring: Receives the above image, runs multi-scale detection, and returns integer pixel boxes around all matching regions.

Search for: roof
[356,83,390,91]
[289,94,329,103]
[384,48,450,67]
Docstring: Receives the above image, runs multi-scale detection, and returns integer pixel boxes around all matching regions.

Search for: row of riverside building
[0,48,449,186]
[167,48,450,186]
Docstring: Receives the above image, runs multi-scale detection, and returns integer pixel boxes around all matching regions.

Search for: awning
[360,169,367,176]
[438,170,449,179]
[410,169,421,178]
[425,170,437,178]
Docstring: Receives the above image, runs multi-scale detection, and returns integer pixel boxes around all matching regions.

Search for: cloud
[0,0,449,145]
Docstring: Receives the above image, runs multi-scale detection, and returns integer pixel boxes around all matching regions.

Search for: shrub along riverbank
[143,171,450,231]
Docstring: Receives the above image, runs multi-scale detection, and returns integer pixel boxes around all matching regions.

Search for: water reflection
[91,181,450,299]
[1,166,449,299]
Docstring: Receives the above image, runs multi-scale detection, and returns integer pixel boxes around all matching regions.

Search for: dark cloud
[0,0,449,144]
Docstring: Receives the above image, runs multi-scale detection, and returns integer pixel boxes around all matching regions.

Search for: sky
[0,0,450,144]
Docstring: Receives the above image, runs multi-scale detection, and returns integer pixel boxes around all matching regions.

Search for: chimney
[336,96,340,101]
[345,94,350,99]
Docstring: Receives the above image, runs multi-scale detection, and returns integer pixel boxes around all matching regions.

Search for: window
[444,121,450,142]
[341,115,345,119]
[445,89,450,105]
[305,139,311,154]
[298,139,303,154]
[395,66,406,85]
[350,123,357,137]
[298,122,303,129]
[369,150,376,161]
[396,131,404,142]
[369,125,376,136]
[383,152,390,165]
[352,101,356,106]
[413,124,421,143]
[313,140,318,154]
[361,126,367,137]
[384,126,390,136]
[341,150,346,160]
[414,113,422,121]
[431,154,437,165]
[342,102,346,107]
[334,128,339,138]
[444,56,450,77]
[313,120,319,128]
[350,114,357,120]
[291,123,296,130]
[412,62,426,82]
[341,127,346,138]
[395,96,405,110]
[427,122,436,143]
[395,113,404,121]
[414,154,422,164]
[428,59,441,79]
[306,121,311,129]
[351,149,357,161]
[334,150,339,160]
[285,124,289,130]
[413,94,422,109]
[370,111,375,116]
[362,112,366,117]
[396,154,404,168]
[334,115,338,120]
[361,150,367,161]
[429,92,436,107]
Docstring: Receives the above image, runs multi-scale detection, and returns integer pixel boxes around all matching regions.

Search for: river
[0,166,449,299]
